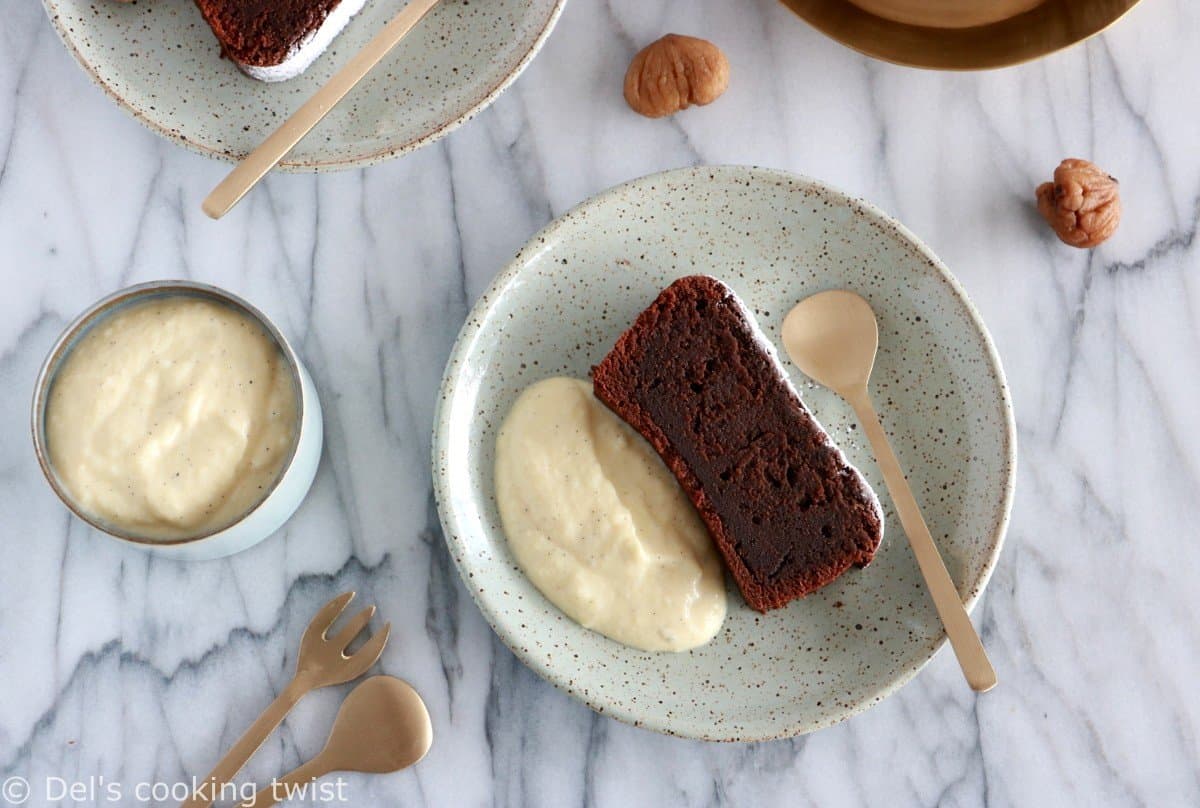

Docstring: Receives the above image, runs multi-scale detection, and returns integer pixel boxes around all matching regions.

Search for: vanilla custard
[494,377,726,652]
[45,296,298,539]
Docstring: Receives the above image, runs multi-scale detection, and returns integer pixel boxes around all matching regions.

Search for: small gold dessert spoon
[237,676,433,808]
[202,0,444,219]
[781,290,997,692]
[181,592,391,808]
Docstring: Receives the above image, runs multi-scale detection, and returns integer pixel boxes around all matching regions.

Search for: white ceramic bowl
[41,0,566,169]
[32,281,323,560]
[434,166,1016,740]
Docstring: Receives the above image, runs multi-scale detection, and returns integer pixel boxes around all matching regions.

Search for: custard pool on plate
[494,377,727,653]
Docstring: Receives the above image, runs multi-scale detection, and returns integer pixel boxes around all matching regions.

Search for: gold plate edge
[778,0,1143,71]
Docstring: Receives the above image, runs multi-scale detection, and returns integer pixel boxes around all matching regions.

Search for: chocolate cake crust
[194,0,342,66]
[593,275,883,612]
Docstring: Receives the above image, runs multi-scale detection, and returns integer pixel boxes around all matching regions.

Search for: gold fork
[180,592,391,808]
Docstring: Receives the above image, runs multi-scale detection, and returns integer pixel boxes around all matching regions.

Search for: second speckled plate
[434,166,1016,740]
[42,0,565,169]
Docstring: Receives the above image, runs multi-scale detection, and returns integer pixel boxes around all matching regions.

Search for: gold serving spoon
[238,676,433,808]
[781,290,997,692]
[181,592,391,808]
[202,0,444,220]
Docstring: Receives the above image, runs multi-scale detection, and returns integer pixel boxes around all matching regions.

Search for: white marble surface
[1,1,1197,805]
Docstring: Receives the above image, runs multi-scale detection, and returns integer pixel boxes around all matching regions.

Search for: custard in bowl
[33,281,323,559]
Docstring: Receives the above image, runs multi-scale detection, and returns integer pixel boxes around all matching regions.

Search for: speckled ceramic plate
[434,165,1016,740]
[42,0,565,169]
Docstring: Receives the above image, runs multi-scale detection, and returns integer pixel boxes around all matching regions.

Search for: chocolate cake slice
[593,276,884,612]
[194,0,367,82]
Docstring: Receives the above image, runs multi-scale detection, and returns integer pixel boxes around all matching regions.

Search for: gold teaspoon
[781,290,997,692]
[238,676,432,808]
[202,0,444,219]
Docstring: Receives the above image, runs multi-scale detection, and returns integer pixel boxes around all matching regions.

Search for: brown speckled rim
[778,0,1141,71]
[39,0,567,172]
[432,165,1018,741]
[31,280,306,547]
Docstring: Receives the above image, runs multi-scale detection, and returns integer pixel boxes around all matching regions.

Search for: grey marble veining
[1,0,1198,805]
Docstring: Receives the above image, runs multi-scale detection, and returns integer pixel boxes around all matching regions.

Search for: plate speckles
[42,0,565,170]
[433,166,1016,741]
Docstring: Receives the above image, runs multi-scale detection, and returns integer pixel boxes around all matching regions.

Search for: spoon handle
[180,678,308,808]
[847,389,998,692]
[238,758,331,808]
[201,0,443,219]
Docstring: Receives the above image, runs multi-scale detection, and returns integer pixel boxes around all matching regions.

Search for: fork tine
[331,605,377,653]
[339,622,391,680]
[302,591,356,646]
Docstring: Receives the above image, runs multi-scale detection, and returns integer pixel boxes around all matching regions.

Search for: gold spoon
[202,0,444,220]
[238,676,432,808]
[781,290,997,692]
